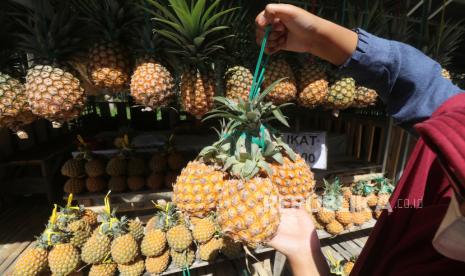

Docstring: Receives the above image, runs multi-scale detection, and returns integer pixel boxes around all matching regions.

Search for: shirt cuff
[339,28,371,69]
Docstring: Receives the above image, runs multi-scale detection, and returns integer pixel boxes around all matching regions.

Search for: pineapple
[326,75,355,113]
[108,176,127,193]
[150,0,236,118]
[146,172,164,190]
[297,62,329,108]
[127,219,144,241]
[64,178,86,195]
[145,249,170,275]
[81,209,98,227]
[127,176,145,191]
[220,237,243,259]
[86,177,107,193]
[350,181,369,212]
[352,211,366,225]
[199,237,223,261]
[311,214,325,230]
[317,179,343,225]
[325,220,344,236]
[117,257,145,276]
[48,243,80,276]
[373,210,382,220]
[149,152,168,173]
[130,58,175,109]
[218,177,280,248]
[62,158,85,178]
[352,86,378,108]
[106,157,127,176]
[192,217,216,243]
[111,233,139,264]
[263,58,298,104]
[67,220,91,248]
[362,208,373,222]
[85,159,106,177]
[127,157,147,176]
[12,246,48,276]
[167,224,193,252]
[376,178,394,209]
[173,161,224,218]
[225,65,254,102]
[141,229,167,257]
[335,209,353,226]
[343,258,356,276]
[89,263,117,276]
[270,155,315,207]
[81,231,111,264]
[170,248,195,269]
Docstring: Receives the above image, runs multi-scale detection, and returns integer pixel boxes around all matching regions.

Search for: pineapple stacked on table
[305,177,394,236]
[147,144,187,192]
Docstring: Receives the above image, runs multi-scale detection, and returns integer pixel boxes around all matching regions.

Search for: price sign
[283,132,327,169]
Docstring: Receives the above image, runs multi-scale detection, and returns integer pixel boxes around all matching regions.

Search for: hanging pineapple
[297,60,329,109]
[352,86,378,108]
[326,72,355,116]
[13,0,86,128]
[263,57,298,104]
[73,0,136,93]
[129,6,175,109]
[149,0,236,118]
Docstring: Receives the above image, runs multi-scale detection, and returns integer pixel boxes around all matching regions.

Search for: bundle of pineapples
[12,195,99,276]
[306,177,394,236]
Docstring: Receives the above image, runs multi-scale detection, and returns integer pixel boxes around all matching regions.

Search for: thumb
[264,4,296,24]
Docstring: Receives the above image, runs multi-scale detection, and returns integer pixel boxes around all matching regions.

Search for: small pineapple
[192,217,216,243]
[48,243,80,276]
[128,219,144,241]
[343,259,355,276]
[317,179,343,225]
[326,75,355,113]
[85,159,106,177]
[297,62,329,108]
[325,220,344,236]
[64,178,86,195]
[108,176,127,193]
[146,172,164,190]
[86,177,107,193]
[170,248,195,269]
[117,257,145,276]
[81,231,111,264]
[173,161,224,218]
[350,181,369,212]
[352,211,366,226]
[311,214,325,230]
[62,158,85,178]
[81,209,98,227]
[376,178,394,209]
[199,237,223,261]
[335,209,353,226]
[141,229,167,257]
[225,65,254,102]
[89,263,117,276]
[218,177,280,248]
[180,68,216,118]
[127,157,147,176]
[149,152,168,173]
[166,224,193,252]
[263,58,298,105]
[127,176,145,191]
[68,219,91,248]
[145,249,170,275]
[106,157,127,176]
[12,246,48,276]
[111,233,139,264]
[352,86,378,108]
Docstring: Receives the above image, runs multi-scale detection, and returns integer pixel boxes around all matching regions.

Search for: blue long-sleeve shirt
[340,29,462,132]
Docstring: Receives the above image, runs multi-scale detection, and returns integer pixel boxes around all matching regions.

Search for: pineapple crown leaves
[322,178,343,211]
[374,177,394,195]
[98,191,129,237]
[146,0,238,65]
[56,194,83,228]
[352,180,375,196]
[11,0,87,65]
[72,0,140,43]
[151,201,179,231]
[325,250,344,276]
[37,204,72,248]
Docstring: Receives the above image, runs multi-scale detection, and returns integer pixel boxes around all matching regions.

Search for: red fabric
[352,93,465,276]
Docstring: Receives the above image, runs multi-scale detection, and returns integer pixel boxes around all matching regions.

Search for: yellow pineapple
[335,209,354,226]
[128,219,144,241]
[352,211,366,225]
[218,177,280,248]
[263,58,298,104]
[192,216,216,243]
[81,231,111,264]
[130,59,175,108]
[170,248,195,269]
[326,220,344,236]
[64,178,85,195]
[343,259,355,276]
[48,243,80,276]
[270,155,315,207]
[353,86,378,108]
[81,209,98,227]
[68,219,91,248]
[326,75,355,113]
[145,250,170,275]
[225,65,254,102]
[373,210,382,220]
[297,62,329,108]
[141,229,167,257]
[86,177,107,193]
[111,233,139,264]
[106,157,127,176]
[62,158,85,178]
[376,178,394,209]
[89,263,117,276]
[117,257,145,276]
[181,68,215,118]
[311,214,325,230]
[317,179,343,225]
[362,208,373,222]
[12,246,48,276]
[350,181,369,212]
[317,208,335,224]
[199,237,223,261]
[173,161,224,218]
[167,224,193,252]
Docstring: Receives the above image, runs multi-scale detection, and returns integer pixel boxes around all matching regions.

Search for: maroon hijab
[352,93,465,276]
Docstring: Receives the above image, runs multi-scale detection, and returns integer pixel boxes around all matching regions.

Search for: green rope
[249,25,272,101]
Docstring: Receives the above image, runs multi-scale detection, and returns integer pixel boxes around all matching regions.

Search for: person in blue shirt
[255,4,464,276]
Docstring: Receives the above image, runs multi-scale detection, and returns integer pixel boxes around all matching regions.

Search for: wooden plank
[366,125,376,162]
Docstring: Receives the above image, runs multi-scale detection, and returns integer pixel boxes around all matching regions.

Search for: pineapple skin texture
[106,157,127,177]
[88,42,130,91]
[117,258,145,276]
[127,176,145,192]
[0,74,35,130]
[128,219,144,241]
[225,65,253,102]
[26,65,85,123]
[317,208,335,224]
[326,77,355,110]
[81,232,111,264]
[166,225,193,252]
[335,209,353,225]
[192,218,216,243]
[145,249,170,274]
[146,172,164,190]
[64,178,85,195]
[61,159,85,178]
[12,247,48,276]
[85,159,106,177]
[130,59,175,108]
[86,177,107,193]
[218,178,280,248]
[263,59,297,104]
[48,243,80,276]
[111,234,139,264]
[297,63,329,108]
[270,155,315,208]
[81,209,98,226]
[199,237,223,261]
[89,263,117,276]
[325,220,344,236]
[353,86,378,108]
[180,68,215,118]
[170,248,195,269]
[173,161,224,218]
[141,229,167,257]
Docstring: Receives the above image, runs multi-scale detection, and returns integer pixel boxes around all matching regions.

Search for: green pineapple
[326,74,355,115]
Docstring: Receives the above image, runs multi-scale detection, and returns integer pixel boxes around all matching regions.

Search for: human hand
[268,208,329,276]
